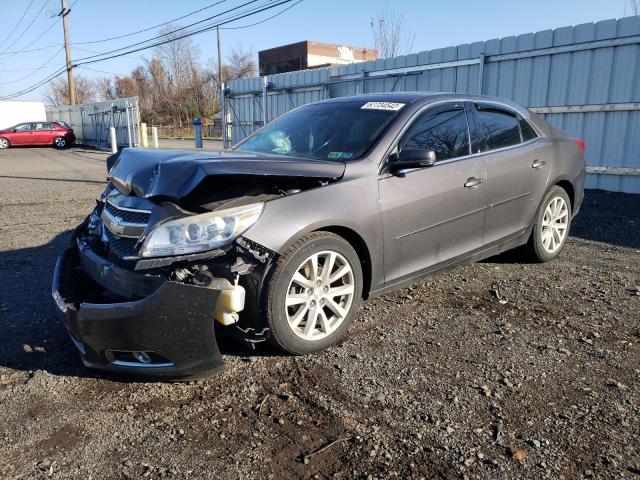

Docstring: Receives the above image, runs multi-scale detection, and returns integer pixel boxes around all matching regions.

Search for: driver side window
[401,104,470,161]
[15,123,35,131]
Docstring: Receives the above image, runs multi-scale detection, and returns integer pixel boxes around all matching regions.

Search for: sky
[0,0,633,102]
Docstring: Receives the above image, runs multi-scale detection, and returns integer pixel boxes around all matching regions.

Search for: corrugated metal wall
[227,16,640,193]
[45,96,140,149]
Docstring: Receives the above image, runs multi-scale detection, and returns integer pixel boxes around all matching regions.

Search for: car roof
[320,92,442,104]
[316,92,528,110]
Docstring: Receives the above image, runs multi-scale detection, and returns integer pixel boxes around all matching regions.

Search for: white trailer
[0,101,47,129]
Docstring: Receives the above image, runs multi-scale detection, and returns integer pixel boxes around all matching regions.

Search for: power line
[0,0,296,99]
[221,0,302,29]
[73,0,228,45]
[0,21,60,57]
[70,0,264,64]
[0,0,77,58]
[0,0,37,50]
[0,0,226,56]
[0,47,64,84]
[2,0,54,53]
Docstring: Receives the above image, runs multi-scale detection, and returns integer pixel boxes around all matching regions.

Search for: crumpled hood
[106,148,346,201]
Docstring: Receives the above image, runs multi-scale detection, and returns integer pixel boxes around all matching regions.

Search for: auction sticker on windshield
[361,102,405,111]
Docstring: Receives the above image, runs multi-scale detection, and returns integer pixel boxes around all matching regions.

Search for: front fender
[242,172,384,293]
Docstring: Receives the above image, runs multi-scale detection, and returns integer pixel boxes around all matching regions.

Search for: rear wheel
[265,232,363,355]
[0,137,9,149]
[524,186,572,262]
[54,137,67,149]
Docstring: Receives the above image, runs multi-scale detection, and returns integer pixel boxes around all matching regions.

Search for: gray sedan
[53,92,584,376]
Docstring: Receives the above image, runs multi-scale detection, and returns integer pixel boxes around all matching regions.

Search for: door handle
[531,159,546,170]
[464,177,483,189]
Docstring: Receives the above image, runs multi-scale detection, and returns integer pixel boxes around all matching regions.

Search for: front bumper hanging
[52,242,226,378]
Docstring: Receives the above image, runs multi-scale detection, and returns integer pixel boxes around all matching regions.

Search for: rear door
[10,123,36,145]
[378,102,487,286]
[34,122,58,145]
[471,104,550,245]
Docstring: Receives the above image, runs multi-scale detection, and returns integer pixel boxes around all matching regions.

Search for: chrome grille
[101,200,151,260]
[104,201,150,225]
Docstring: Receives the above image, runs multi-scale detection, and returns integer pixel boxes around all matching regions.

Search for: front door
[10,123,36,145]
[378,102,487,287]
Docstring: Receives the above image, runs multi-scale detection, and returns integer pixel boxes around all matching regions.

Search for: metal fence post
[220,82,227,149]
[262,76,268,126]
[477,53,485,95]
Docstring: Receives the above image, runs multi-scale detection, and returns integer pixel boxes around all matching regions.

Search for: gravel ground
[0,147,639,479]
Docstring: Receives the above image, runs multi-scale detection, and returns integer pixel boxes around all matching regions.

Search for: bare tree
[45,75,95,106]
[95,77,117,100]
[631,0,639,15]
[370,8,415,59]
[223,47,257,82]
[76,24,257,125]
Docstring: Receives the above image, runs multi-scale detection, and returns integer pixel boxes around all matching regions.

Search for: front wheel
[53,137,67,149]
[265,232,363,355]
[524,186,572,262]
[0,137,9,149]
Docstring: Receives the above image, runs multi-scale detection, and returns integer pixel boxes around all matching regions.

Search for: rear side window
[476,108,521,151]
[518,115,538,141]
[401,107,470,161]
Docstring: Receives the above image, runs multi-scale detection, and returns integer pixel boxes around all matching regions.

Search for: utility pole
[61,0,75,105]
[216,26,222,87]
[216,25,224,146]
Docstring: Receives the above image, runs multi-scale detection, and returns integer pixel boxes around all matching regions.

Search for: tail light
[575,139,585,153]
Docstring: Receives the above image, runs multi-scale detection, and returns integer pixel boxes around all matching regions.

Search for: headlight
[140,203,263,258]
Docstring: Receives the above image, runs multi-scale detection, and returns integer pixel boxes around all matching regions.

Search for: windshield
[234,101,403,161]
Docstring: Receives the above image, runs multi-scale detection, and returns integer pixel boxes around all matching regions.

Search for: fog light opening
[133,351,152,364]
[106,350,174,368]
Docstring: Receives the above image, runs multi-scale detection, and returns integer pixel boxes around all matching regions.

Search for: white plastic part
[109,127,117,154]
[152,126,159,148]
[210,277,246,326]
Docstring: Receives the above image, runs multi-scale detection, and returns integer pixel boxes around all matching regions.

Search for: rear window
[518,115,538,142]
[476,108,521,151]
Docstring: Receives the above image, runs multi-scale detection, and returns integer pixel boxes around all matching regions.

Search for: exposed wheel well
[555,180,575,211]
[313,226,373,299]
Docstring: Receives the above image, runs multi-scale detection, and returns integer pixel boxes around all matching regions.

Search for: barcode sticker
[361,102,405,111]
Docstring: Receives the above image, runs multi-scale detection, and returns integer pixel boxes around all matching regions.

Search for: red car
[0,121,76,149]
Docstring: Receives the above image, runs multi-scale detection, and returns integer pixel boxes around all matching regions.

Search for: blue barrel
[193,117,203,148]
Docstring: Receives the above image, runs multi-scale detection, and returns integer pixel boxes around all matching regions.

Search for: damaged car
[52,93,585,377]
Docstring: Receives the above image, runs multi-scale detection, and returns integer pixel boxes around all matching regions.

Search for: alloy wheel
[0,138,8,149]
[541,196,569,253]
[285,250,355,341]
[55,137,66,148]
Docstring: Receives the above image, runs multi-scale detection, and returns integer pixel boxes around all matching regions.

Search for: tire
[265,231,363,355]
[0,137,9,149]
[53,137,67,149]
[523,186,572,262]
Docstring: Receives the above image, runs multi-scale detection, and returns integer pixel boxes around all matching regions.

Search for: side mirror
[390,149,436,171]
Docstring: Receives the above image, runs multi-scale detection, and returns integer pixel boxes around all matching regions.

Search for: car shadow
[1,189,637,382]
[485,189,640,265]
